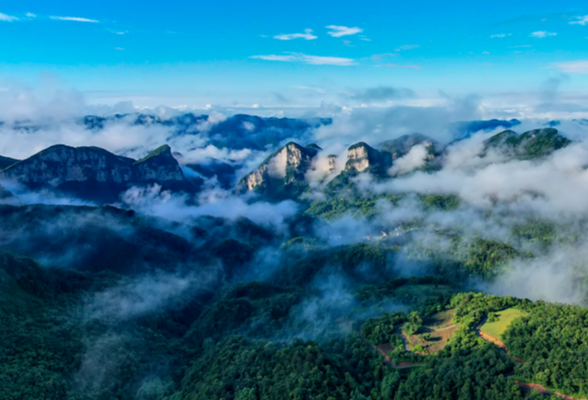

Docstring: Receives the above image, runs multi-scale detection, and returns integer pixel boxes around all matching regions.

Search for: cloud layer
[250,53,355,66]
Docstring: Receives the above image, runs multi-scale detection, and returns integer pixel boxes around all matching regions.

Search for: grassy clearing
[480,308,527,341]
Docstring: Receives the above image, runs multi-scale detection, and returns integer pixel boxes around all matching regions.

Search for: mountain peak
[485,128,570,160]
[134,144,173,165]
[345,142,384,173]
[237,141,319,198]
[0,155,20,170]
[0,143,193,202]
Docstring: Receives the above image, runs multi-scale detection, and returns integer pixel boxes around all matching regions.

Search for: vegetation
[485,128,570,160]
[480,308,527,341]
[505,302,588,397]
[134,144,172,164]
[0,147,586,400]
[176,335,392,400]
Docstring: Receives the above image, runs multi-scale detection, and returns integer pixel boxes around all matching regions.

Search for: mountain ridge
[0,144,197,203]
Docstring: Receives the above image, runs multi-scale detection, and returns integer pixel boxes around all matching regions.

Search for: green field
[480,308,527,340]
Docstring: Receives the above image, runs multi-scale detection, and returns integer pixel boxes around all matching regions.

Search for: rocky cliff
[327,155,338,174]
[237,142,320,197]
[133,145,186,182]
[0,144,195,202]
[344,142,386,173]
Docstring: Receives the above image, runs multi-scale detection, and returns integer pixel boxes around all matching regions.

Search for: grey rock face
[238,142,319,193]
[0,144,193,202]
[344,142,384,173]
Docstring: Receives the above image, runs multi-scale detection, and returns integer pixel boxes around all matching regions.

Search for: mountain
[378,133,442,159]
[0,156,20,170]
[0,144,199,203]
[484,128,570,160]
[323,142,388,193]
[344,142,388,173]
[205,114,331,151]
[77,112,332,151]
[378,132,444,172]
[237,142,320,198]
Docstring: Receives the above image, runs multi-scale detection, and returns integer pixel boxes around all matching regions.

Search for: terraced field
[404,309,458,354]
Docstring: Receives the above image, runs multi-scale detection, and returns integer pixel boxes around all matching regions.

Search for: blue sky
[1,0,588,108]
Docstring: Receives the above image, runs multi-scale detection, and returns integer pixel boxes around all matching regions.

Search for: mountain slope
[0,204,198,274]
[0,144,198,202]
[0,155,20,170]
[485,128,570,159]
[378,133,442,160]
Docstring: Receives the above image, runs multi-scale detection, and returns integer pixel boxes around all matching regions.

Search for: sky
[1,1,588,111]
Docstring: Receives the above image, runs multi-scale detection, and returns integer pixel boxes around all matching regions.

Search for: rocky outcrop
[344,142,386,173]
[327,155,337,174]
[133,145,186,182]
[237,142,319,196]
[0,144,195,202]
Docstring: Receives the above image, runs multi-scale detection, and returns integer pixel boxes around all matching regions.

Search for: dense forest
[0,204,582,400]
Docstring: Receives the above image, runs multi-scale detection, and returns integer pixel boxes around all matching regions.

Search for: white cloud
[570,15,588,25]
[0,12,18,22]
[551,60,588,74]
[274,29,317,41]
[531,31,557,38]
[395,44,420,51]
[250,53,355,66]
[490,33,510,38]
[326,25,363,37]
[25,12,36,18]
[115,31,126,35]
[388,144,428,176]
[115,47,125,51]
[251,54,296,62]
[50,16,99,23]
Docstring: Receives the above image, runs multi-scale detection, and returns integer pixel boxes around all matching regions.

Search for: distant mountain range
[0,111,572,204]
[4,113,332,152]
[236,127,568,199]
